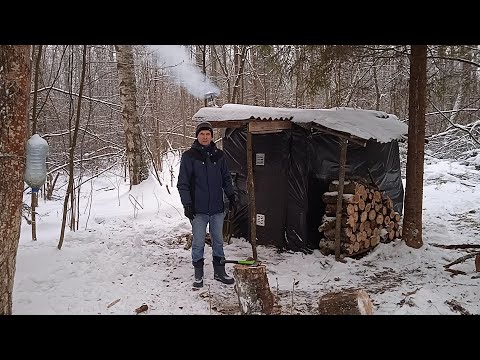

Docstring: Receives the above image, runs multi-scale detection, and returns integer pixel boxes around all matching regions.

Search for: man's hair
[195,121,214,137]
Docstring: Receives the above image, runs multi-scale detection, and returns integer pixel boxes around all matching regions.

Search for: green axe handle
[221,259,256,265]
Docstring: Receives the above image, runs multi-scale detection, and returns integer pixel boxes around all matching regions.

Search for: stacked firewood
[318,179,403,257]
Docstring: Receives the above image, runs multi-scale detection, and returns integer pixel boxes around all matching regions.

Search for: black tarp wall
[223,125,404,253]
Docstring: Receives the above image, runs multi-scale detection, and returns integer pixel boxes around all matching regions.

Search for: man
[177,121,237,288]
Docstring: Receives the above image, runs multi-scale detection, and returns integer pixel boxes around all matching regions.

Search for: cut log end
[233,264,274,315]
[318,289,373,315]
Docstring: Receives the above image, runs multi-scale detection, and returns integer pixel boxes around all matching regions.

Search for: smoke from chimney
[148,45,220,100]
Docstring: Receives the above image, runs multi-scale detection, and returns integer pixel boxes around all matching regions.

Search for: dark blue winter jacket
[177,140,235,215]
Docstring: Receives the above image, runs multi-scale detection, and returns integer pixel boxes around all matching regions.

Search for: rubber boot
[192,259,204,288]
[213,256,234,285]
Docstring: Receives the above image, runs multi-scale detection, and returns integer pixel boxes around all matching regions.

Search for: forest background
[26,45,478,171]
[2,44,480,315]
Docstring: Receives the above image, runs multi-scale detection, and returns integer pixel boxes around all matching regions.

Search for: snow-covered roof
[193,104,408,143]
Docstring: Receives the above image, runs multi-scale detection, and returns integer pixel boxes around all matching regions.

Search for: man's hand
[228,194,237,212]
[184,205,195,220]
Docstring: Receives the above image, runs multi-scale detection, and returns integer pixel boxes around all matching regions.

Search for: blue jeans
[191,212,225,262]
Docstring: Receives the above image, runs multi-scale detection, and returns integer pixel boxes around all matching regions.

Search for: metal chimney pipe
[205,91,218,107]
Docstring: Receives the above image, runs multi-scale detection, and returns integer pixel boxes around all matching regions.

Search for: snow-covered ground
[13,153,480,315]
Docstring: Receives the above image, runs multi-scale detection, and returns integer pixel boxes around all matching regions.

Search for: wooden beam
[308,124,367,147]
[209,120,248,128]
[248,120,292,134]
[209,119,292,131]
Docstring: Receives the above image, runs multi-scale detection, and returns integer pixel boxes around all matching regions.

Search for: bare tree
[402,45,427,249]
[12,44,480,255]
[115,45,149,187]
[236,46,250,104]
[30,44,43,241]
[57,45,88,250]
[0,45,32,314]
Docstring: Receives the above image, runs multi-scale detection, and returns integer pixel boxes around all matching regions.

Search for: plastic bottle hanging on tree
[24,134,49,193]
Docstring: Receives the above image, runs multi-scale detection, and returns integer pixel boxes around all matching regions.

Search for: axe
[220,258,258,266]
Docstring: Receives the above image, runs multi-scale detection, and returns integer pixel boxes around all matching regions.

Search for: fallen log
[445,268,467,276]
[444,252,480,269]
[445,299,471,315]
[318,289,373,315]
[430,243,480,250]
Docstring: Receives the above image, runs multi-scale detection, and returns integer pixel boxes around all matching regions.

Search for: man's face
[197,130,212,146]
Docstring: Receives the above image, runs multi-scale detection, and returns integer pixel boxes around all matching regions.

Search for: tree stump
[233,264,274,315]
[318,289,373,315]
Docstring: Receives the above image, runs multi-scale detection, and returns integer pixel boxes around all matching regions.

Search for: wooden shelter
[192,104,408,259]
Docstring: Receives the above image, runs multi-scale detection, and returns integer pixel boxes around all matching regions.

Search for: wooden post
[335,138,348,260]
[246,128,258,260]
[31,192,37,241]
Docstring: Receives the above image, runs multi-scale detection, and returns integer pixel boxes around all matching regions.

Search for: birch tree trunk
[115,45,149,186]
[402,45,427,249]
[0,45,32,314]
